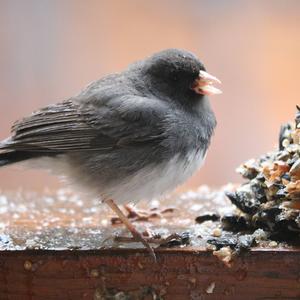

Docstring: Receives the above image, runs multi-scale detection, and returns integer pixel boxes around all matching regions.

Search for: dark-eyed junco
[0,49,221,259]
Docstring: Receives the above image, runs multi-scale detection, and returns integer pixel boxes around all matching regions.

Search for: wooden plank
[1,249,300,299]
[0,187,299,299]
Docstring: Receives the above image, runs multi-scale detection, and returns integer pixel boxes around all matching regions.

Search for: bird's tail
[0,150,38,167]
[0,138,60,167]
[0,138,40,167]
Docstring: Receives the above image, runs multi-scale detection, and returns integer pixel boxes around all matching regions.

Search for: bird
[0,48,221,260]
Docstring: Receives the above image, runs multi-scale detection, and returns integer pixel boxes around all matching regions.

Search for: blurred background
[0,0,299,192]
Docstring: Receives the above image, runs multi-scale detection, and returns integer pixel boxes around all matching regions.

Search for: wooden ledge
[0,187,300,299]
[1,248,300,299]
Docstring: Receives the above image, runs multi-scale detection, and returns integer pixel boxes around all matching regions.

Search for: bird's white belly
[24,149,206,205]
[105,149,206,204]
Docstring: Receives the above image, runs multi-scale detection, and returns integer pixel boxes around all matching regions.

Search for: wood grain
[1,248,300,300]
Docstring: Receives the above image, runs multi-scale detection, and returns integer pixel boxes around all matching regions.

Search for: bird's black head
[136,49,221,103]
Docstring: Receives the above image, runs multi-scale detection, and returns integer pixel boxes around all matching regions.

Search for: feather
[2,97,167,154]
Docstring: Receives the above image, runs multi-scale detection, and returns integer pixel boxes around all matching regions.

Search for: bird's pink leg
[104,199,156,261]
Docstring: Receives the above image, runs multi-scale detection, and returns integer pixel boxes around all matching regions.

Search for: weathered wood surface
[1,248,300,300]
[0,187,299,299]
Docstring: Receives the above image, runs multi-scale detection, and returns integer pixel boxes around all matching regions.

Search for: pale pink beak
[191,70,222,96]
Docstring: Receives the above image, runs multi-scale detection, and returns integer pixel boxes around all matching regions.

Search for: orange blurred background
[0,0,299,192]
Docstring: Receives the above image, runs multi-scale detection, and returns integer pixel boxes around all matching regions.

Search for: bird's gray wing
[2,97,168,153]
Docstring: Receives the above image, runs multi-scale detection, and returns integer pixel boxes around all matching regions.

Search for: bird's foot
[115,232,189,248]
[104,199,157,261]
[115,228,156,262]
[111,204,176,224]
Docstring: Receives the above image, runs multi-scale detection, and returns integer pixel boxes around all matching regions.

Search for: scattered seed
[206,243,217,251]
[212,228,222,237]
[195,213,220,224]
[90,269,99,278]
[282,139,290,148]
[24,260,32,271]
[206,282,216,294]
[269,241,278,248]
[189,277,196,284]
[137,262,144,270]
[213,246,233,267]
